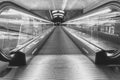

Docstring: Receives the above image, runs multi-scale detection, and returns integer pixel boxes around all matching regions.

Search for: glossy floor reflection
[2,54,120,80]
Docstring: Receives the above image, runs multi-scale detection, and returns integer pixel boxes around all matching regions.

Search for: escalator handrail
[109,50,120,58]
[63,27,102,53]
[64,27,120,59]
[67,27,104,51]
[67,27,119,57]
[70,27,120,59]
[11,27,54,52]
[0,49,11,61]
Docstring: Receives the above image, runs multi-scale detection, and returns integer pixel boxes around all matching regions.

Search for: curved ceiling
[0,0,116,10]
[0,0,119,22]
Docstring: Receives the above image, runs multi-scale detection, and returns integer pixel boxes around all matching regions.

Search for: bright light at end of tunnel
[53,13,64,16]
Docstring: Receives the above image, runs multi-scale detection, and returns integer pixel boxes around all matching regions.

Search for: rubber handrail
[11,27,54,52]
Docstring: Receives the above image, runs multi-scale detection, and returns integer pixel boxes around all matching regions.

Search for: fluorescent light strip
[52,10,65,14]
[1,9,52,23]
[53,13,64,16]
[53,16,58,18]
[53,16,63,18]
[52,10,58,13]
[62,0,68,10]
[0,18,51,25]
[67,8,112,23]
[59,10,65,13]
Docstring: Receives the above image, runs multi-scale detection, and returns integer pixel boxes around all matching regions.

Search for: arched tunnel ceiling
[0,0,115,10]
[0,0,119,22]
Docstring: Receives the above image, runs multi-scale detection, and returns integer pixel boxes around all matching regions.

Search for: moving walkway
[0,26,119,80]
[0,0,120,80]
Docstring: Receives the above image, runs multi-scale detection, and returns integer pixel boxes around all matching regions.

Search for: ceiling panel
[64,9,83,21]
[31,10,51,20]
